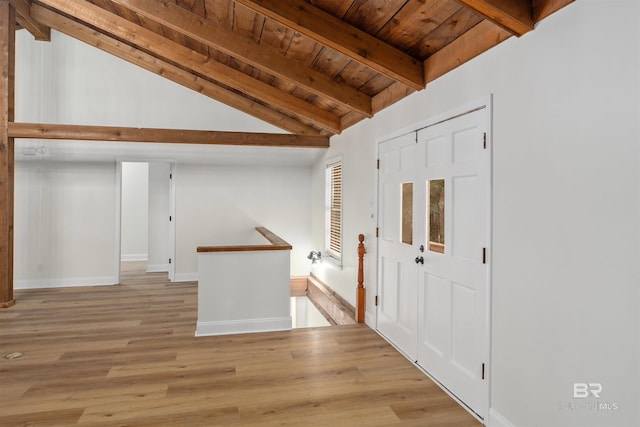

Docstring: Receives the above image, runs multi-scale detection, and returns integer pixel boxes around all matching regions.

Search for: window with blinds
[326,161,342,263]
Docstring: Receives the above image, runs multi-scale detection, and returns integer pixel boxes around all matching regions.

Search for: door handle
[414,256,424,265]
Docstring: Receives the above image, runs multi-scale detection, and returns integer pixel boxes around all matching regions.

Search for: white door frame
[114,161,122,283]
[375,95,493,422]
[168,162,176,282]
[115,159,177,283]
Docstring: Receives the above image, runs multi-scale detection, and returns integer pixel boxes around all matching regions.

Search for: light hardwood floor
[0,264,481,426]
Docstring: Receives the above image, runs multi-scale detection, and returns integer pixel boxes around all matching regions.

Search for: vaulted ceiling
[14,0,573,137]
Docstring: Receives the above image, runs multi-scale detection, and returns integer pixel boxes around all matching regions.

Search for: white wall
[15,161,118,288]
[174,164,312,280]
[197,249,292,336]
[15,31,285,132]
[310,146,376,308]
[121,162,149,261]
[311,1,639,426]
[13,30,317,287]
[15,158,312,287]
[147,162,171,272]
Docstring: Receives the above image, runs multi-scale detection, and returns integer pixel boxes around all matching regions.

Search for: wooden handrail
[356,234,366,323]
[255,227,291,248]
[197,227,292,253]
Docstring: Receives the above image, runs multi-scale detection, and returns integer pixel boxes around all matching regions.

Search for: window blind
[327,161,342,260]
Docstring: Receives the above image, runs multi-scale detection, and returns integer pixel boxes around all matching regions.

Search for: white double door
[377,108,490,418]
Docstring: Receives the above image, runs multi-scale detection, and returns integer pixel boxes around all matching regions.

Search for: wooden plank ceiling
[15,0,573,137]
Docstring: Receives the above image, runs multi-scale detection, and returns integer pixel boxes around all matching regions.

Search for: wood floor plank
[1,384,168,417]
[77,395,240,424]
[0,382,30,402]
[0,262,480,426]
[234,405,401,427]
[0,409,84,427]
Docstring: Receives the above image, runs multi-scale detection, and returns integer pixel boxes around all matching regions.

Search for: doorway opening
[116,161,175,284]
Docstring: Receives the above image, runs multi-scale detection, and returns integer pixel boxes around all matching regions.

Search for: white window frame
[325,158,343,267]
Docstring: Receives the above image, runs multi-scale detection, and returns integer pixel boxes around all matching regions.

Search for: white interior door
[377,107,490,418]
[416,109,490,417]
[376,133,422,360]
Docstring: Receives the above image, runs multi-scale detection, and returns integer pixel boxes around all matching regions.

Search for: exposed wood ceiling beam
[343,15,516,131]
[343,0,573,131]
[423,20,512,83]
[8,122,330,148]
[233,0,425,91]
[341,82,415,130]
[0,0,16,308]
[37,0,341,134]
[9,0,50,41]
[110,0,372,117]
[533,0,575,21]
[455,0,533,36]
[31,5,323,136]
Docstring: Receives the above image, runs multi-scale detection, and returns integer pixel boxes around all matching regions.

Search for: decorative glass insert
[429,179,445,253]
[401,182,413,245]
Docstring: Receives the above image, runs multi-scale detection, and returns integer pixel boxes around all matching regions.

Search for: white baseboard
[16,276,118,290]
[146,264,169,273]
[196,317,292,337]
[174,272,198,282]
[121,254,148,262]
[488,409,515,427]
